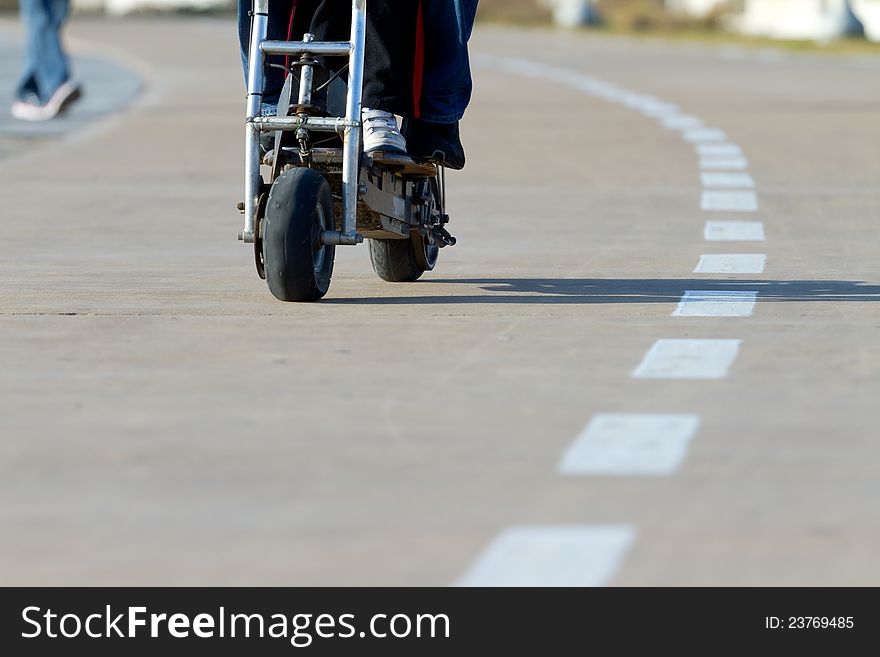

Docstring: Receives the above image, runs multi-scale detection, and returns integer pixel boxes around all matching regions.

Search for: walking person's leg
[14,0,47,104]
[12,0,80,121]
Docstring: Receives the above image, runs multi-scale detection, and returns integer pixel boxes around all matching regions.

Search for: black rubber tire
[368,235,428,283]
[368,180,440,283]
[263,168,335,302]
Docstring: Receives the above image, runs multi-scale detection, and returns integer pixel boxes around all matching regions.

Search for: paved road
[1,18,879,586]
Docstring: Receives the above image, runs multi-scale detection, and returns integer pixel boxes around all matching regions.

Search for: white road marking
[702,190,759,212]
[701,172,756,189]
[639,102,680,117]
[673,290,759,317]
[559,414,701,476]
[697,143,743,157]
[704,220,766,241]
[661,114,704,130]
[633,339,742,379]
[456,526,636,587]
[694,254,766,274]
[684,128,728,143]
[620,93,656,109]
[700,157,749,170]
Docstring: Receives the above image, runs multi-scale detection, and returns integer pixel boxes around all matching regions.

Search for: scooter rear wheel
[262,168,336,302]
[368,230,438,283]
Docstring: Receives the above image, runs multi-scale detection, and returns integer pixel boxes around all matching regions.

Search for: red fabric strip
[285,1,298,72]
[412,0,425,119]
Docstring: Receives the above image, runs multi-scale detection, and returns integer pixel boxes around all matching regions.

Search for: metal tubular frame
[260,41,351,56]
[337,0,367,246]
[242,0,269,243]
[251,116,357,132]
[242,0,367,247]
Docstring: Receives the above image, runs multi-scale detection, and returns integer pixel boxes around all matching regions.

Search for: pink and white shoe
[11,81,82,122]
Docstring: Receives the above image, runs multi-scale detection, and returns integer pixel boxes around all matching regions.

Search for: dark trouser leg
[238,0,295,111]
[401,0,477,169]
[420,0,479,124]
[239,0,420,118]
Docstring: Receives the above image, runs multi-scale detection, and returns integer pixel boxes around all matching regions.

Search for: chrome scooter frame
[241,0,366,247]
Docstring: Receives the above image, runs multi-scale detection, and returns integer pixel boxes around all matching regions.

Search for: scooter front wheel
[262,168,336,302]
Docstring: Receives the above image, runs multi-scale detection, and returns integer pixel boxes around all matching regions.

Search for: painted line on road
[702,190,759,212]
[700,156,749,171]
[673,290,759,317]
[701,172,755,189]
[633,339,742,379]
[704,220,765,241]
[661,114,704,130]
[456,526,636,587]
[639,101,680,117]
[684,127,728,143]
[559,414,701,476]
[694,254,766,274]
[697,143,743,157]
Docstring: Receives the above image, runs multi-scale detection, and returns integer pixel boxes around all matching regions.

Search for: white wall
[537,0,600,27]
[73,0,229,14]
[665,0,728,17]
[851,0,880,40]
[731,0,862,41]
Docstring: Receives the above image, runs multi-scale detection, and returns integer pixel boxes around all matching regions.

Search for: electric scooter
[238,0,456,302]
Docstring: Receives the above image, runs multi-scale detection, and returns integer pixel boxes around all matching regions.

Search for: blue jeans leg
[16,0,71,103]
[420,0,478,124]
[238,0,295,113]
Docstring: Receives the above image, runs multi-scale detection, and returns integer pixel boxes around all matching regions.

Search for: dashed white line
[661,114,704,130]
[639,101,680,117]
[697,143,743,157]
[704,220,766,241]
[694,254,766,274]
[620,93,658,110]
[559,414,701,476]
[684,127,728,143]
[701,172,756,189]
[633,339,742,379]
[673,290,759,317]
[456,526,637,587]
[699,156,749,171]
[702,190,759,212]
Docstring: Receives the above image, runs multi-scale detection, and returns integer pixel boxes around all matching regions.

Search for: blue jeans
[421,0,479,124]
[16,0,71,103]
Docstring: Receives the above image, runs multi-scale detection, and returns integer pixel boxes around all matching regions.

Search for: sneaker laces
[361,108,407,154]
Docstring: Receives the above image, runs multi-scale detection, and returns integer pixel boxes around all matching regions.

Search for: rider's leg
[237,0,295,116]
[238,0,420,156]
[403,0,479,170]
[286,0,421,157]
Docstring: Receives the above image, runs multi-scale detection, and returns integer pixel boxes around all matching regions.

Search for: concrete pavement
[1,18,879,585]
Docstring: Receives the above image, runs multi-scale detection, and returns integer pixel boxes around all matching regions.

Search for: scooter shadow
[323,278,880,305]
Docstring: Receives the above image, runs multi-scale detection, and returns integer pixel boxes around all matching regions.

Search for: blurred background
[1,0,879,587]
[1,1,878,44]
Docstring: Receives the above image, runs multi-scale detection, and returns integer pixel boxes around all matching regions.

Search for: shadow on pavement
[324,279,880,305]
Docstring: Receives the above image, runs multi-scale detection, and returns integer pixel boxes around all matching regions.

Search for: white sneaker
[10,81,81,122]
[361,108,407,154]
